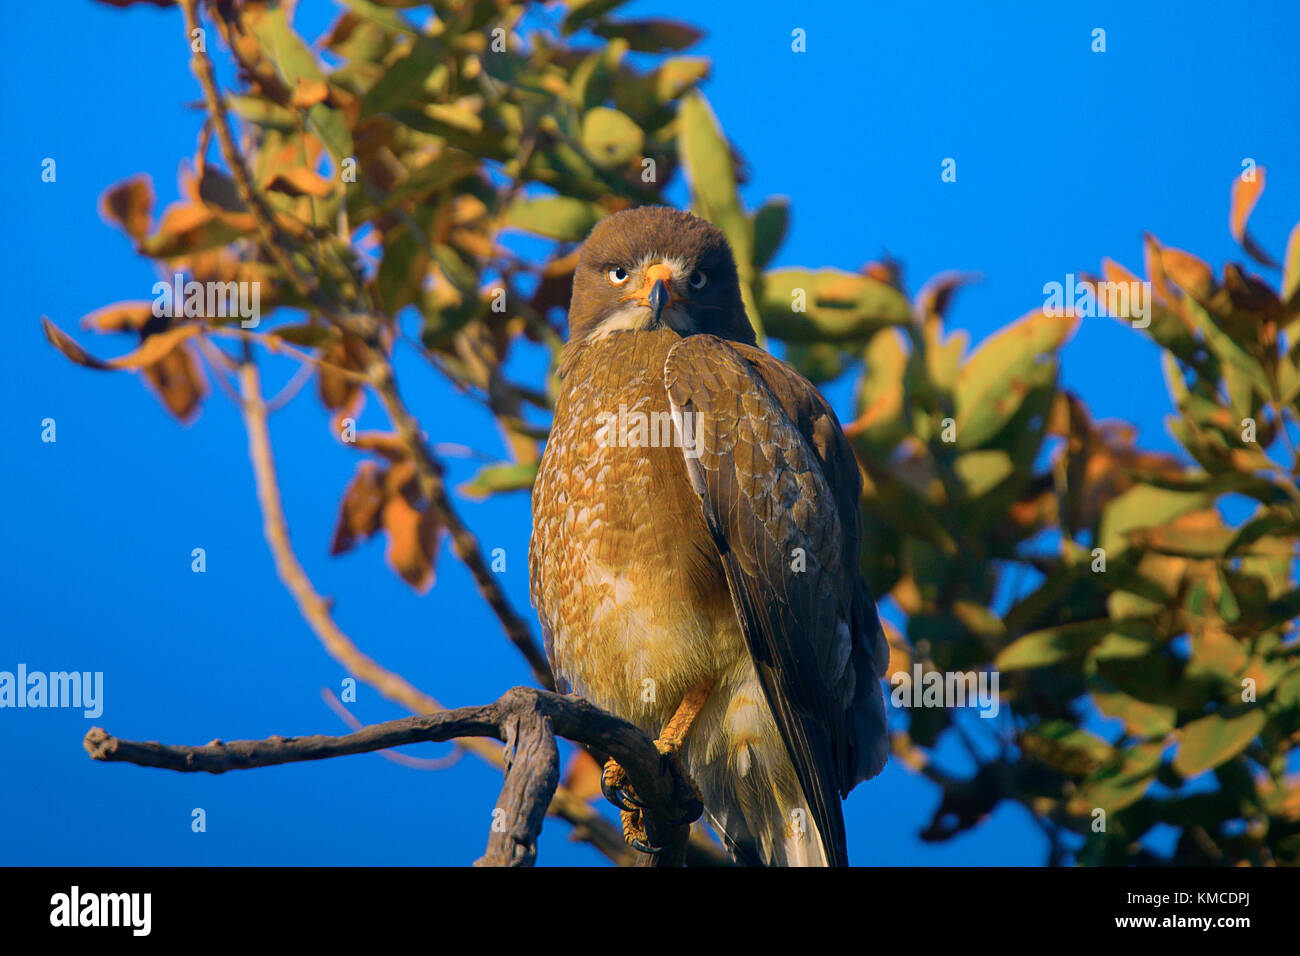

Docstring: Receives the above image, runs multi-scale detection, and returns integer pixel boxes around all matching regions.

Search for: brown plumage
[529,206,888,865]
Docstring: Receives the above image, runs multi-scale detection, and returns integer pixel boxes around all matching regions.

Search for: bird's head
[566,206,757,347]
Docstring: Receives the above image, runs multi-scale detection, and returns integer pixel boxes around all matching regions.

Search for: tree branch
[84,687,701,868]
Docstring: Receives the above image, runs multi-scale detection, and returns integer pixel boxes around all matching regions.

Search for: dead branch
[84,687,702,868]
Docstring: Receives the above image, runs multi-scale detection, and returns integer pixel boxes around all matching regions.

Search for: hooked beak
[628,262,676,323]
[648,279,669,322]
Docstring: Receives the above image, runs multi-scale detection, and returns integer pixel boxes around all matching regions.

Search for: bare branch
[84,687,702,868]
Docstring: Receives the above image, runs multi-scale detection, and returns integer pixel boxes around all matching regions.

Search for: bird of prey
[529,206,888,866]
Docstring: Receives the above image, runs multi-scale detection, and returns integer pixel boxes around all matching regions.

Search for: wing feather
[665,335,889,867]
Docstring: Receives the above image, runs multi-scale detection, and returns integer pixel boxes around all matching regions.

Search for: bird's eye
[688,270,707,289]
[607,266,630,285]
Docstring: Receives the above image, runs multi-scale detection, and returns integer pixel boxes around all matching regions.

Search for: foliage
[48,0,1300,865]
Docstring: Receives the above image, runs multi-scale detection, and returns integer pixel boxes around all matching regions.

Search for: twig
[320,688,463,771]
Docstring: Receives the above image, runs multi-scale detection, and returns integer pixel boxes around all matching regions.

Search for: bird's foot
[601,756,645,813]
[654,739,704,826]
[607,746,704,855]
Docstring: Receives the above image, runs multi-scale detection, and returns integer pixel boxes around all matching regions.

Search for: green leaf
[752,198,789,270]
[506,196,604,241]
[953,449,1014,498]
[852,328,908,454]
[678,91,760,335]
[361,35,447,118]
[140,216,251,258]
[649,57,710,103]
[562,0,629,33]
[1282,220,1300,305]
[433,243,478,298]
[1182,295,1270,401]
[459,461,539,499]
[580,107,643,168]
[378,150,480,211]
[1068,741,1163,814]
[253,8,353,161]
[1092,689,1175,738]
[226,94,298,131]
[376,224,424,314]
[784,342,847,385]
[1172,709,1267,777]
[953,310,1076,450]
[1274,668,1300,707]
[995,619,1113,670]
[590,18,703,53]
[338,0,419,37]
[1020,721,1113,775]
[1098,484,1215,556]
[759,269,910,341]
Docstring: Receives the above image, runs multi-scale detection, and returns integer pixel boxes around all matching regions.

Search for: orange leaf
[118,325,203,369]
[81,302,155,333]
[382,496,442,593]
[1159,246,1214,301]
[1230,166,1277,267]
[1230,166,1265,243]
[292,79,330,109]
[317,336,370,413]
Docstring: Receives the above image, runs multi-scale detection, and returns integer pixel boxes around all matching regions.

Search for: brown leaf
[266,168,335,199]
[193,166,250,216]
[142,343,207,422]
[349,431,408,460]
[317,336,370,414]
[331,462,386,556]
[43,316,201,370]
[916,271,980,323]
[100,176,154,242]
[1222,263,1280,314]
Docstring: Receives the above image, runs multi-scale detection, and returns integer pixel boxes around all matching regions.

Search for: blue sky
[2,0,1297,866]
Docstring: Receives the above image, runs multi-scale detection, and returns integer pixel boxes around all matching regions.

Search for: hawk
[529,206,888,866]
